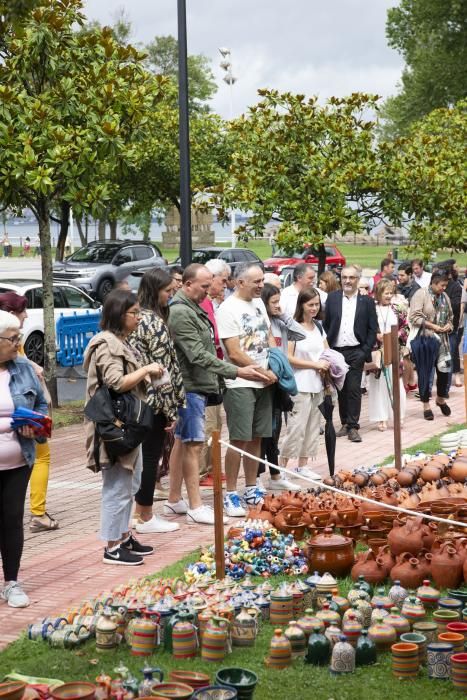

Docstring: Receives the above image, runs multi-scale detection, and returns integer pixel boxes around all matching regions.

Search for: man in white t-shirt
[411,259,432,288]
[217,263,277,517]
[280,263,327,317]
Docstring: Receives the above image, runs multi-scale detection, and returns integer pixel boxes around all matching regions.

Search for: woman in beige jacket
[409,271,453,421]
[83,289,165,566]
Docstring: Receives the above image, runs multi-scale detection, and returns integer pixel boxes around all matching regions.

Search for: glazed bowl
[169,672,210,690]
[449,590,467,607]
[150,684,194,699]
[50,683,95,700]
[215,668,257,700]
[191,687,237,700]
[0,682,27,700]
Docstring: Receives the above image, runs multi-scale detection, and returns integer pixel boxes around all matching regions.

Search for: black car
[53,240,166,300]
[171,247,263,273]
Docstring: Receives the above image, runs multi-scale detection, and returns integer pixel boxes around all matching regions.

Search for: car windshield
[191,250,218,264]
[67,245,120,263]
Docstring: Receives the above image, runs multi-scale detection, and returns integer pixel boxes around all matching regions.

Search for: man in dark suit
[323,265,378,442]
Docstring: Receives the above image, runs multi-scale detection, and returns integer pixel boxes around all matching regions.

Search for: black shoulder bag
[84,357,153,472]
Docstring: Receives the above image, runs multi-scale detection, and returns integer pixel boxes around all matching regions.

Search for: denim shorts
[174,392,207,443]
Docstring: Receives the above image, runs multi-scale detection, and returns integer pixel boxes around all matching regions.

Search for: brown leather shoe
[336,425,348,438]
[347,428,362,443]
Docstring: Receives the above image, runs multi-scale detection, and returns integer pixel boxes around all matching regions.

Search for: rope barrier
[218,437,467,531]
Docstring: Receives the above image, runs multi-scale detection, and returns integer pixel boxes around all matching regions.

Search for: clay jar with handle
[431,542,463,590]
[389,553,425,589]
[387,517,426,557]
[350,550,386,585]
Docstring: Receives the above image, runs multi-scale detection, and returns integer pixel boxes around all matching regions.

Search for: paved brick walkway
[0,385,465,649]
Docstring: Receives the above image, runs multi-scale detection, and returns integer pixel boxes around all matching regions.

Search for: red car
[263,244,346,274]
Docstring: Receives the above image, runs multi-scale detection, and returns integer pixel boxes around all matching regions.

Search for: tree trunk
[37,198,58,408]
[109,219,117,240]
[317,242,326,277]
[98,219,106,241]
[75,215,86,247]
[55,200,70,262]
[141,211,151,241]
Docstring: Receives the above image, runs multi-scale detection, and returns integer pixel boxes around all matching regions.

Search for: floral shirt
[128,309,185,421]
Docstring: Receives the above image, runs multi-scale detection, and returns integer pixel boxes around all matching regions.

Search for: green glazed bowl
[215,669,257,700]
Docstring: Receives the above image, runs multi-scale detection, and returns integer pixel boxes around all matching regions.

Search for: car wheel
[24,332,45,366]
[97,278,113,301]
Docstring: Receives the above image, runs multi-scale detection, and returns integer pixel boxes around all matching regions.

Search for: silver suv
[53,240,166,301]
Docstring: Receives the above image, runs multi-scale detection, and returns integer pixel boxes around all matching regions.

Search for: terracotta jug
[390,553,425,589]
[377,545,396,577]
[387,517,425,556]
[350,550,386,585]
[431,542,463,590]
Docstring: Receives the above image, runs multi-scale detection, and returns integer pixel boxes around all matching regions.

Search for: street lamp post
[178,0,192,267]
[219,47,237,249]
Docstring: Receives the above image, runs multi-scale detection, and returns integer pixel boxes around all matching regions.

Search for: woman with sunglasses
[84,289,165,566]
[0,310,48,607]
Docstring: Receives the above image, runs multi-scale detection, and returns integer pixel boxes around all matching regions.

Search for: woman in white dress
[280,288,329,480]
[368,279,406,431]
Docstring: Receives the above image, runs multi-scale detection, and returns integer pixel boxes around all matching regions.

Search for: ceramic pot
[316,602,340,629]
[416,580,440,609]
[330,635,355,674]
[387,517,426,556]
[131,610,160,657]
[350,549,386,585]
[191,687,237,700]
[388,580,408,610]
[427,641,453,679]
[451,652,467,693]
[305,626,331,665]
[391,642,419,679]
[231,608,256,648]
[169,672,210,691]
[439,632,465,654]
[355,630,377,666]
[386,608,411,638]
[269,586,293,626]
[215,668,258,700]
[447,622,467,641]
[172,611,197,659]
[413,621,438,644]
[438,596,464,613]
[202,617,229,663]
[95,608,119,652]
[401,596,426,627]
[297,610,324,640]
[368,616,397,650]
[433,609,462,635]
[50,684,96,700]
[305,528,354,577]
[431,543,463,590]
[284,620,307,658]
[264,628,292,669]
[342,612,362,647]
[150,683,194,699]
[400,632,427,666]
[390,553,425,589]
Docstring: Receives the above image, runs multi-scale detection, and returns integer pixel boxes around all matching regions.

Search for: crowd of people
[0,254,465,608]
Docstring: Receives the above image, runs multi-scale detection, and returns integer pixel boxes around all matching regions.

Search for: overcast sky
[82,0,404,118]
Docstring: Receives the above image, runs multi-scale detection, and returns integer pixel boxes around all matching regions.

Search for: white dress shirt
[280,284,327,317]
[414,271,432,288]
[335,292,359,347]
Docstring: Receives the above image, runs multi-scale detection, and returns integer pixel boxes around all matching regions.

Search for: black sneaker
[121,534,154,556]
[103,545,143,566]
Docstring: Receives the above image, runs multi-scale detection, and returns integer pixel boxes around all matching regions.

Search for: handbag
[84,359,153,472]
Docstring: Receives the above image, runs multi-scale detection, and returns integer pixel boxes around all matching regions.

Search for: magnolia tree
[0,0,168,403]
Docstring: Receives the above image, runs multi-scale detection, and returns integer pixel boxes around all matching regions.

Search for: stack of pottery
[391,642,419,679]
[265,629,292,669]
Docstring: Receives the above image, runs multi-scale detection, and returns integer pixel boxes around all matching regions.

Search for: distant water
[3,220,234,247]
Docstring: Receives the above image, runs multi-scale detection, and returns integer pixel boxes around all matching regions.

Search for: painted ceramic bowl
[0,682,26,700]
[191,687,237,700]
[150,684,194,699]
[50,684,95,700]
[169,672,210,690]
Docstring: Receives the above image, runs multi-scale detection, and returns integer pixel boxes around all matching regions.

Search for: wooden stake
[211,429,225,580]
[383,331,392,366]
[391,324,402,469]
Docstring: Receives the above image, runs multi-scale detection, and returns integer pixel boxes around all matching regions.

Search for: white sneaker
[267,477,300,492]
[135,515,180,533]
[1,581,30,608]
[224,492,246,517]
[163,499,188,515]
[255,478,267,495]
[294,467,322,481]
[186,505,228,525]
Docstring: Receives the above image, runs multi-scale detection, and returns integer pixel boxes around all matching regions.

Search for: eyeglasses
[0,334,22,345]
[125,311,141,318]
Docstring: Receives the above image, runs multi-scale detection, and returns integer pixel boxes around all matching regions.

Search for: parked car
[170,247,264,274]
[53,240,166,301]
[0,279,100,364]
[263,244,346,275]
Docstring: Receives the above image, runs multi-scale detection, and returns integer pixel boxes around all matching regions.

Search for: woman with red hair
[0,292,58,532]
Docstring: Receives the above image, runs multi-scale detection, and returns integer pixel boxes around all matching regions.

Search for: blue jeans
[174,392,207,443]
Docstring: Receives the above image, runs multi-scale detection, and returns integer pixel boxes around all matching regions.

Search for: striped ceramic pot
[172,612,197,659]
[439,632,464,655]
[201,617,228,663]
[400,632,427,666]
[265,628,292,669]
[451,652,467,694]
[391,642,419,680]
[433,609,461,636]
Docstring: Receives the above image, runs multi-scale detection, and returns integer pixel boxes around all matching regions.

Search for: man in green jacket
[165,263,264,525]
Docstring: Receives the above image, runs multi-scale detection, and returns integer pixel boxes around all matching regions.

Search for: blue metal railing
[56,311,101,367]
